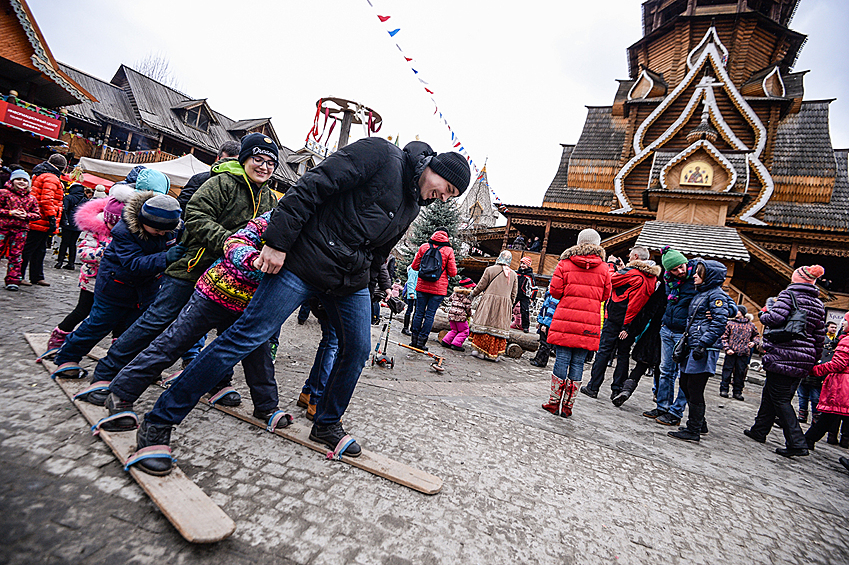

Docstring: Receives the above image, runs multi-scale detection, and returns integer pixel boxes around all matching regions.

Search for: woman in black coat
[745,265,827,457]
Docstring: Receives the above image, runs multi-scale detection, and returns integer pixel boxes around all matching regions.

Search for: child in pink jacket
[0,169,41,290]
[441,277,475,351]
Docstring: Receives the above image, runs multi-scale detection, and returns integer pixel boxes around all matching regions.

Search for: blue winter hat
[135,168,170,194]
[9,169,30,182]
[140,194,181,230]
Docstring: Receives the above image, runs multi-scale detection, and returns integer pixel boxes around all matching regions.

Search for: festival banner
[0,100,63,139]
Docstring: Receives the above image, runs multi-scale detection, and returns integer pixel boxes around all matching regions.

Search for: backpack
[763,291,809,343]
[418,243,446,282]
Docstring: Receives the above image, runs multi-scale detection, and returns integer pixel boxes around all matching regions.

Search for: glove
[165,243,187,265]
[373,288,387,302]
[47,216,57,234]
[691,346,706,360]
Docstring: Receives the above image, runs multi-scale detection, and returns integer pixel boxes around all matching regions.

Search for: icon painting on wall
[680,161,713,187]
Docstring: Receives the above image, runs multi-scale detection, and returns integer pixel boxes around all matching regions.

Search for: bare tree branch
[134,52,181,90]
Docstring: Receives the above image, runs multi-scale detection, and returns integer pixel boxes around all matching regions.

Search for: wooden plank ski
[203,395,443,495]
[24,333,236,544]
[36,333,443,495]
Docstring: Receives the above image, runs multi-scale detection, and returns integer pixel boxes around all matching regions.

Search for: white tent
[76,153,210,188]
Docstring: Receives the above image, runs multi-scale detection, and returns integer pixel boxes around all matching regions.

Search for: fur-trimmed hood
[108,183,135,203]
[122,191,159,239]
[626,259,662,278]
[560,243,606,261]
[74,198,111,239]
[453,286,472,295]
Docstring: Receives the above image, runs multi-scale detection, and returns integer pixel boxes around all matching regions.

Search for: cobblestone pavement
[2,268,848,564]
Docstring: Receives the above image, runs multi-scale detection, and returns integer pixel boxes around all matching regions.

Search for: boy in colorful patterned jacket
[95,211,283,447]
[719,304,760,401]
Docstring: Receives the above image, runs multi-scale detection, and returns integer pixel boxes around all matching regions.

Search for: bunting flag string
[363,1,506,211]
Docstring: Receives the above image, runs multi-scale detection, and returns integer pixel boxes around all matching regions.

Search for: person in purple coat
[744,265,827,457]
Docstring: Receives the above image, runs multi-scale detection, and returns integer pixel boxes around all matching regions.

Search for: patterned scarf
[664,264,693,303]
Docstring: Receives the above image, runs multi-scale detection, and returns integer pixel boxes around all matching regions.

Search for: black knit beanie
[140,194,181,231]
[238,133,279,167]
[429,152,470,194]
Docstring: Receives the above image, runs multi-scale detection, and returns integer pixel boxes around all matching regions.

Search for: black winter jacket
[263,138,432,296]
[661,259,698,332]
[177,171,211,217]
[61,183,88,231]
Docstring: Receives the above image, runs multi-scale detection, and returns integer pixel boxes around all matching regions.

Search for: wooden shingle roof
[636,221,750,261]
[770,101,836,179]
[570,106,628,161]
[59,63,140,130]
[763,149,849,230]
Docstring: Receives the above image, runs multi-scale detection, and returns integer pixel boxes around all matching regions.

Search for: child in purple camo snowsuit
[0,169,41,290]
[442,277,475,351]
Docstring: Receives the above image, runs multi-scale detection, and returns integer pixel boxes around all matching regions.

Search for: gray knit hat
[48,153,67,171]
[139,194,181,230]
[576,228,601,246]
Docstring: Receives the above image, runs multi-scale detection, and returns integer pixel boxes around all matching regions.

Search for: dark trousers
[58,289,95,332]
[297,301,310,323]
[92,276,233,384]
[680,371,710,432]
[110,293,277,412]
[531,325,554,366]
[20,229,50,283]
[516,295,530,332]
[57,229,81,266]
[622,360,657,394]
[805,413,849,446]
[403,297,416,330]
[587,320,634,394]
[750,371,808,449]
[720,353,748,394]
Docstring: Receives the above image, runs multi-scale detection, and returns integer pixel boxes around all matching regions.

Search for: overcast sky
[29,0,849,207]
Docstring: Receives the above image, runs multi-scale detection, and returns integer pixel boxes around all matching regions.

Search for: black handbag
[763,291,808,343]
[672,296,706,364]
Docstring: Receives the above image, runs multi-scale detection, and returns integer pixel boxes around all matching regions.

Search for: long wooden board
[203,395,443,495]
[53,333,442,495]
[25,333,236,544]
[76,335,443,494]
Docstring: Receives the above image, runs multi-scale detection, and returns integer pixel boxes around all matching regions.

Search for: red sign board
[0,100,63,139]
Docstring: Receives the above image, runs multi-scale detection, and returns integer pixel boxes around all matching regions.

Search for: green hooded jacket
[165,158,277,281]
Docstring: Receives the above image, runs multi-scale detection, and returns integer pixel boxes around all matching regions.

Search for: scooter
[371,298,445,373]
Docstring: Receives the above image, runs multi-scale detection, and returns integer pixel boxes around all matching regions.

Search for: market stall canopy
[61,172,114,190]
[76,153,210,188]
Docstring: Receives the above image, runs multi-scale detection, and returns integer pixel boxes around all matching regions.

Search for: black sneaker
[642,408,665,419]
[732,393,745,402]
[719,391,729,398]
[579,386,598,399]
[612,391,631,407]
[133,420,173,476]
[743,429,766,443]
[97,393,138,432]
[656,413,681,426]
[81,387,109,406]
[679,422,708,435]
[208,383,241,407]
[668,429,700,443]
[309,421,361,457]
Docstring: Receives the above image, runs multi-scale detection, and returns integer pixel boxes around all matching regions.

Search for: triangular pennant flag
[454,142,461,148]
[405,56,413,62]
[378,15,390,22]
[425,88,434,94]
[388,28,400,37]
[418,78,429,85]
[412,68,419,74]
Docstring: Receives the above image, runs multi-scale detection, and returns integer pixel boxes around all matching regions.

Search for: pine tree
[397,199,465,284]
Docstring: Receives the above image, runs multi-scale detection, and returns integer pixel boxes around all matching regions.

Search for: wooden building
[469,0,848,319]
[57,63,300,190]
[0,0,94,168]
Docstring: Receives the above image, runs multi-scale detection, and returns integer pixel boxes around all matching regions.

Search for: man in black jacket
[139,138,469,463]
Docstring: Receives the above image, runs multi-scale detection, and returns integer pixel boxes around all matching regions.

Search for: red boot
[47,326,70,350]
[542,374,565,415]
[560,379,579,418]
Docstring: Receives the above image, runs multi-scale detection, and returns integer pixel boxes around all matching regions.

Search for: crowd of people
[4,133,848,480]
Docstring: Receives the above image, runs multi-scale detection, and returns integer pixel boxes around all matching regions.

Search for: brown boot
[560,379,579,418]
[297,392,310,408]
[306,403,317,420]
[542,374,565,415]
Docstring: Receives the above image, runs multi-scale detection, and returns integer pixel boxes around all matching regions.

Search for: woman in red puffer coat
[542,229,611,418]
[805,311,849,450]
[409,228,457,350]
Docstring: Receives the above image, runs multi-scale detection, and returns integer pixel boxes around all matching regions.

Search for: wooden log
[429,310,539,351]
[506,344,524,359]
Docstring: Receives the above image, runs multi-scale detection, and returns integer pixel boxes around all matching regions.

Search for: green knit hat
[661,246,687,270]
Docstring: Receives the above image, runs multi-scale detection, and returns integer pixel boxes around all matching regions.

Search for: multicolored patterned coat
[195,211,271,312]
[0,181,40,231]
[447,286,472,322]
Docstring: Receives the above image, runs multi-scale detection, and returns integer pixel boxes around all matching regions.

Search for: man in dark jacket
[177,140,241,215]
[55,182,88,269]
[583,246,660,399]
[642,246,698,426]
[138,138,470,464]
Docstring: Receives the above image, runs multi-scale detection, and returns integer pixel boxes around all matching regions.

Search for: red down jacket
[29,164,64,233]
[412,230,457,296]
[812,314,849,417]
[547,243,612,351]
[605,260,661,330]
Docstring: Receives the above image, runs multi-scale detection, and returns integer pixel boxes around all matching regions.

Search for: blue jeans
[655,325,688,418]
[411,292,444,342]
[182,334,206,363]
[301,317,338,407]
[110,293,277,411]
[55,294,148,366]
[145,268,371,428]
[553,346,588,381]
[797,383,820,412]
[93,276,196,382]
